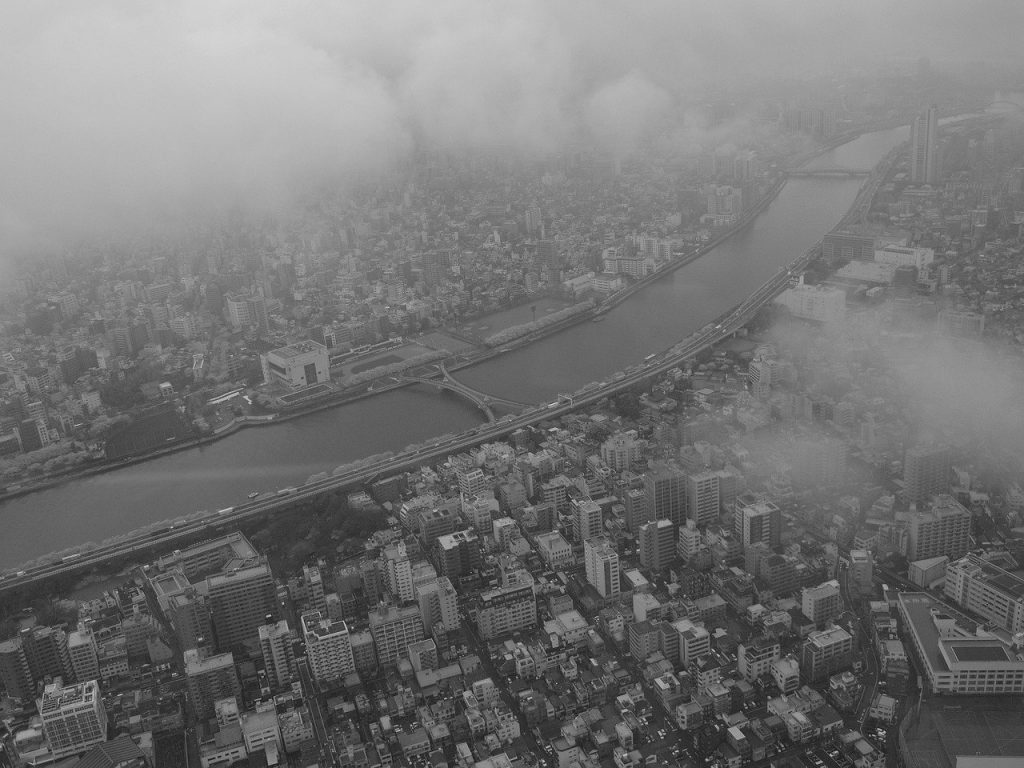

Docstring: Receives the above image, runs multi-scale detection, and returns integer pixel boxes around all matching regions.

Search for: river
[0,124,910,569]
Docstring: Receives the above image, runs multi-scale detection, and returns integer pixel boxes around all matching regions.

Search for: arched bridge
[400,363,534,422]
[787,166,871,177]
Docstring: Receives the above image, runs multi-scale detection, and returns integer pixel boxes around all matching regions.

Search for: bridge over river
[399,362,533,421]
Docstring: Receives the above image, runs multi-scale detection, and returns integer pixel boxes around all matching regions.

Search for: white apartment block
[301,612,355,683]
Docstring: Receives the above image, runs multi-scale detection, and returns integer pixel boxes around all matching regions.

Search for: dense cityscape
[5,6,1024,768]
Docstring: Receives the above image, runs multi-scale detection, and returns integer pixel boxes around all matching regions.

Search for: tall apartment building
[910,104,939,184]
[415,576,459,635]
[571,498,604,543]
[381,541,414,602]
[623,489,651,533]
[585,537,620,598]
[185,648,241,720]
[205,562,277,654]
[21,625,73,685]
[801,627,853,682]
[738,636,781,683]
[67,625,100,684]
[903,444,951,505]
[907,496,971,562]
[823,229,875,263]
[686,471,721,526]
[849,550,874,598]
[638,519,677,572]
[644,463,686,526]
[477,583,538,640]
[945,554,1024,634]
[735,500,781,551]
[801,580,842,627]
[435,530,482,580]
[368,605,424,668]
[258,620,296,690]
[39,679,108,760]
[0,637,33,701]
[301,611,355,684]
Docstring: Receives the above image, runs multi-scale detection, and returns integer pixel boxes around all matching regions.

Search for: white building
[534,531,573,569]
[738,637,781,682]
[673,618,711,667]
[874,244,934,271]
[898,592,1024,695]
[260,340,330,388]
[39,679,108,760]
[944,554,1024,635]
[771,656,801,694]
[301,612,355,683]
[775,281,846,323]
[584,537,620,598]
[801,580,842,627]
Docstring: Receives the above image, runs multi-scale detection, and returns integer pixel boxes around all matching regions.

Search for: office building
[435,530,482,580]
[571,498,604,543]
[801,627,853,683]
[945,554,1024,634]
[906,495,971,562]
[301,611,355,683]
[258,620,295,690]
[898,592,1024,695]
[368,604,424,668]
[0,637,33,701]
[903,444,951,505]
[477,583,538,640]
[823,228,876,263]
[910,105,939,184]
[39,679,108,760]
[686,471,720,526]
[585,537,620,598]
[67,626,100,685]
[414,576,459,634]
[638,519,676,572]
[736,500,781,550]
[185,648,241,720]
[205,562,277,654]
[738,636,781,683]
[644,463,686,527]
[848,550,873,598]
[260,340,330,388]
[801,580,842,627]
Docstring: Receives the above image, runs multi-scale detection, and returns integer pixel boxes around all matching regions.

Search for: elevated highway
[0,128,898,598]
[786,166,870,177]
[0,239,818,598]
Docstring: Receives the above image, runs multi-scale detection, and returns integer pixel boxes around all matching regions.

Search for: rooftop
[269,339,327,359]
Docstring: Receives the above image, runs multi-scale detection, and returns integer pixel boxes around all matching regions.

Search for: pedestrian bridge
[787,166,871,177]
[400,363,533,422]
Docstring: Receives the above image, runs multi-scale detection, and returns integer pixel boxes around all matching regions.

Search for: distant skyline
[2,0,1023,260]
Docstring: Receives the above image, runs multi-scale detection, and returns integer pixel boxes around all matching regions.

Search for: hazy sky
[2,0,1023,257]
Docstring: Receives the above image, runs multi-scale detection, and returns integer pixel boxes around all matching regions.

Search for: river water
[0,125,910,569]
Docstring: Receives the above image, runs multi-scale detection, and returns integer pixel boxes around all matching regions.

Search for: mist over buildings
[3,0,1023,260]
